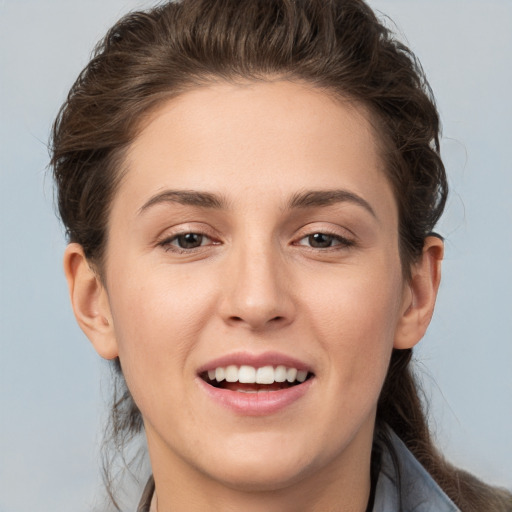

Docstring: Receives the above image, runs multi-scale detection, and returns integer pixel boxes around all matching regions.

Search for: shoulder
[373,428,460,512]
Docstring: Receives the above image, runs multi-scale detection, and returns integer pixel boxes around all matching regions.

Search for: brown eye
[160,232,213,252]
[175,233,205,249]
[308,233,336,248]
[295,232,354,250]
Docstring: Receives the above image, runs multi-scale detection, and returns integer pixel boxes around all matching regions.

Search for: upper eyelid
[156,223,218,241]
[297,232,351,241]
[293,223,357,240]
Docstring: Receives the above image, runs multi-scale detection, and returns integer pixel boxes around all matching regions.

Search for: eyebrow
[138,190,228,214]
[288,189,377,218]
[138,188,376,218]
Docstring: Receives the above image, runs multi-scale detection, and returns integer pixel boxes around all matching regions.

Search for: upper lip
[197,351,313,374]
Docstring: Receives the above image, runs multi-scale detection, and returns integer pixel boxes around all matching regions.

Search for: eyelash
[294,231,355,250]
[157,229,355,254]
[158,232,218,253]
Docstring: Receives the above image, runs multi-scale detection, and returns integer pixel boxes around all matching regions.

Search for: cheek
[303,261,403,398]
[106,263,219,406]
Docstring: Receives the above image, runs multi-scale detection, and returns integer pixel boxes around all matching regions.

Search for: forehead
[117,80,395,220]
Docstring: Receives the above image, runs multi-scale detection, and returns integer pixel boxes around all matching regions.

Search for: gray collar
[373,429,460,512]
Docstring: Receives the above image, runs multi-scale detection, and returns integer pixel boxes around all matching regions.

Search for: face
[102,81,410,491]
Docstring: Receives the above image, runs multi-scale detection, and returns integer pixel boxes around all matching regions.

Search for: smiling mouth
[200,364,314,392]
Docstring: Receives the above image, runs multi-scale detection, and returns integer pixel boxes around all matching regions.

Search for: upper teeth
[207,365,308,384]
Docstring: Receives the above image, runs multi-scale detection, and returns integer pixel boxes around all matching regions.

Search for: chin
[209,457,315,493]
[192,434,325,493]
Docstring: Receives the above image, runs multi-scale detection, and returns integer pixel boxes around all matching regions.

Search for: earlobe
[394,236,444,350]
[63,243,119,359]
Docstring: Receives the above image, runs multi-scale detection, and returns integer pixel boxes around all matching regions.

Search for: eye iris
[309,233,333,248]
[177,233,203,248]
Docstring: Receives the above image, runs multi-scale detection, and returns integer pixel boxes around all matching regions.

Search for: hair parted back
[50,0,512,510]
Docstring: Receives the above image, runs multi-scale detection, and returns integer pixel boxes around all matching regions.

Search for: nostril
[228,315,284,325]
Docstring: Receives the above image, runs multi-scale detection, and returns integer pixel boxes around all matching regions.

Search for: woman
[50,0,512,510]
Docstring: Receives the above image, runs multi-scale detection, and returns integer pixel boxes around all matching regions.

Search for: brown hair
[50,0,511,510]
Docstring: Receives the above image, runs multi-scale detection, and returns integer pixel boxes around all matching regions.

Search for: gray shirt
[373,429,459,511]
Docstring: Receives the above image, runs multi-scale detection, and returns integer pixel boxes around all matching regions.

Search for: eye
[174,233,207,249]
[159,232,216,252]
[296,232,354,249]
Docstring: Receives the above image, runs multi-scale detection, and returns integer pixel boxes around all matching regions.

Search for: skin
[64,81,443,512]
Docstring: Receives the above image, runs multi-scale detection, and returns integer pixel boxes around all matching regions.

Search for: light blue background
[1,1,511,510]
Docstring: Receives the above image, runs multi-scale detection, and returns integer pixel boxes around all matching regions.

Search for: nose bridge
[220,232,294,330]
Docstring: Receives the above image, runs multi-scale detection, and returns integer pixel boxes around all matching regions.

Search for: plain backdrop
[1,1,511,511]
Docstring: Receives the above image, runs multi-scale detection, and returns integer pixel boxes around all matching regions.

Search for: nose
[218,242,296,331]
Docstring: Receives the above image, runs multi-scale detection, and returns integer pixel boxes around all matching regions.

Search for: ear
[63,243,118,359]
[394,236,444,349]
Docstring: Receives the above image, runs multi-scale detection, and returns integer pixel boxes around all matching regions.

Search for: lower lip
[196,377,314,415]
